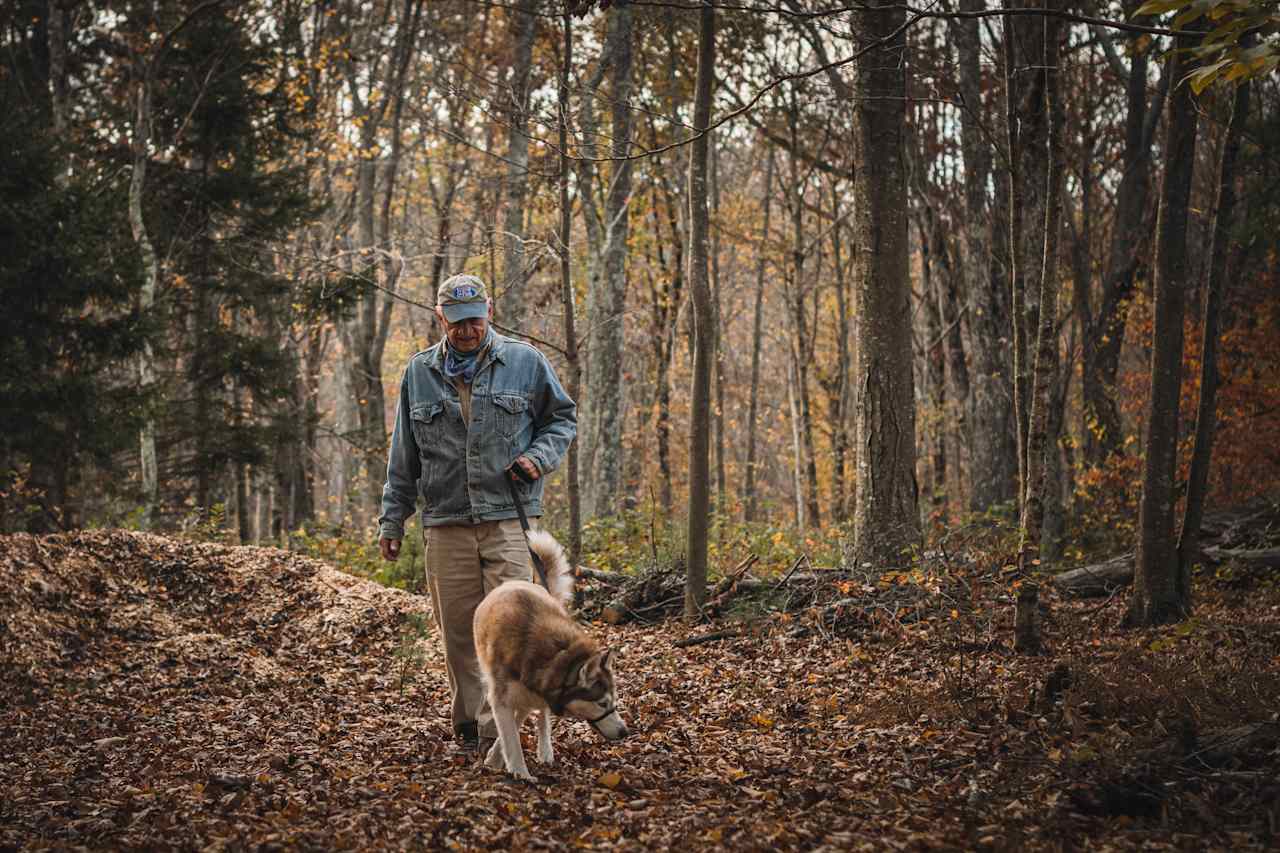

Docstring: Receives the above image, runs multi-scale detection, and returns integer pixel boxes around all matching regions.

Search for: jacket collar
[425,331,508,374]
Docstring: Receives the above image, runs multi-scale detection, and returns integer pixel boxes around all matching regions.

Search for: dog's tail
[525,528,573,606]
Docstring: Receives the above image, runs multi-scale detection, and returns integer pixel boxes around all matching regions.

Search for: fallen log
[1202,546,1280,570]
[1052,546,1280,598]
[1051,554,1134,598]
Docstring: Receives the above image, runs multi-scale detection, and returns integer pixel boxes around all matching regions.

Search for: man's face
[437,302,491,352]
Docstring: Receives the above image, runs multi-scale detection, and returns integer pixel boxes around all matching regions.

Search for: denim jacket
[378,333,577,538]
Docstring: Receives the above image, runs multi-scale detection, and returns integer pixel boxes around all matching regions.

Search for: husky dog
[473,529,628,782]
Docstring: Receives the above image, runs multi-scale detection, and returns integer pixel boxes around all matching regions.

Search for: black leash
[505,467,549,590]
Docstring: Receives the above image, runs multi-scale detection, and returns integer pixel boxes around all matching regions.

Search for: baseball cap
[436,274,490,322]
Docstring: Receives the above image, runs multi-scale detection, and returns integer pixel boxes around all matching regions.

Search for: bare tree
[498,0,539,328]
[1126,34,1202,628]
[1177,75,1252,576]
[850,0,921,568]
[743,146,775,523]
[1014,1,1066,655]
[685,0,715,618]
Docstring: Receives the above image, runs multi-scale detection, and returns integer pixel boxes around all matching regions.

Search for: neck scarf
[442,327,494,384]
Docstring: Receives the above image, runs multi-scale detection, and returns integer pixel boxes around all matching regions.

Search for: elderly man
[378,273,577,751]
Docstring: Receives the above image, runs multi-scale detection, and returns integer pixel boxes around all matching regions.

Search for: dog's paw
[510,768,537,783]
[484,746,504,770]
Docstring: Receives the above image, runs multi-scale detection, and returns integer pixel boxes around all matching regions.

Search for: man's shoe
[452,722,479,754]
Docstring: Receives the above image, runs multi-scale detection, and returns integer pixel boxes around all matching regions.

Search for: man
[378,273,577,751]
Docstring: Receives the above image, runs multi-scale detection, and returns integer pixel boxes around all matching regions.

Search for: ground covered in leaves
[2,528,1278,851]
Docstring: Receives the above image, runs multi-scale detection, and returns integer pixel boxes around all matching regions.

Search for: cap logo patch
[452,284,479,299]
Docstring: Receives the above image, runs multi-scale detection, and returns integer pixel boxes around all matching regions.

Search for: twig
[774,554,810,589]
[673,627,745,649]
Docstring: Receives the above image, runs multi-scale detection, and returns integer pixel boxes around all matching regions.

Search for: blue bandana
[442,328,493,384]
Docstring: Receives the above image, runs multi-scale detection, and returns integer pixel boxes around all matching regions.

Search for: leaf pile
[3,529,1279,850]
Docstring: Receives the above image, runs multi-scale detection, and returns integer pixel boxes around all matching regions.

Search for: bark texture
[582,2,635,519]
[1126,40,1200,628]
[1177,77,1250,576]
[685,0,715,618]
[851,0,921,569]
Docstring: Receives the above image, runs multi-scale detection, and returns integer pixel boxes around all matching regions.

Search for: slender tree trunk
[582,2,634,519]
[1126,37,1201,628]
[684,0,715,619]
[499,0,538,327]
[557,9,582,569]
[743,147,774,523]
[851,0,920,568]
[711,141,727,516]
[1013,2,1064,655]
[920,215,948,518]
[129,67,160,529]
[787,357,804,528]
[1083,2,1163,463]
[956,0,1015,513]
[785,103,821,528]
[1176,75,1249,579]
[828,180,852,523]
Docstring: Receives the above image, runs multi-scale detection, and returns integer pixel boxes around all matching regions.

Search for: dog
[472,529,628,782]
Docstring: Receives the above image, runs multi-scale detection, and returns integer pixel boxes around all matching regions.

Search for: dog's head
[563,649,628,740]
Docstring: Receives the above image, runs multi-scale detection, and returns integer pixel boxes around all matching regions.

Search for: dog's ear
[576,656,596,687]
[599,648,613,673]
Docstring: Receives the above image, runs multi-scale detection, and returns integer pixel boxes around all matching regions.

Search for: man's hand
[380,537,402,562]
[510,454,541,481]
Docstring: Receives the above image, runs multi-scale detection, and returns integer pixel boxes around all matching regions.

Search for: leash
[505,467,550,591]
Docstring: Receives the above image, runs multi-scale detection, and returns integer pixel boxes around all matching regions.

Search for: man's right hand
[380,537,402,562]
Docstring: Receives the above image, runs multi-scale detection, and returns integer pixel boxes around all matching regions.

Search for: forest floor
[2,523,1278,851]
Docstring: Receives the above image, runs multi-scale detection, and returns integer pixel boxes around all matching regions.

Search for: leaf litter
[2,529,1278,850]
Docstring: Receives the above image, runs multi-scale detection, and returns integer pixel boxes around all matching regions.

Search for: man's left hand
[511,455,541,481]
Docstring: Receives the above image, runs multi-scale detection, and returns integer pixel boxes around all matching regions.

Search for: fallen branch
[673,627,745,648]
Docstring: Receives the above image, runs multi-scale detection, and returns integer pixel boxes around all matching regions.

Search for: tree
[1126,30,1202,627]
[685,0,715,618]
[497,0,540,328]
[0,101,147,532]
[954,0,1018,515]
[580,1,636,520]
[1013,1,1067,654]
[742,146,775,523]
[850,0,921,568]
[1177,71,1252,575]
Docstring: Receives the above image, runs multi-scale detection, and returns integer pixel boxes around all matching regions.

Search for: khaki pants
[423,519,531,739]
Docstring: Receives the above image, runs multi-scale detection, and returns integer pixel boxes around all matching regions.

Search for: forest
[2,0,1280,849]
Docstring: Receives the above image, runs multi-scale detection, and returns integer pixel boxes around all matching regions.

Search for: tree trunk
[957,0,1016,514]
[785,100,821,529]
[128,64,160,529]
[711,141,727,516]
[1082,2,1163,464]
[827,179,853,523]
[1177,76,1250,576]
[743,147,774,523]
[919,211,947,517]
[684,0,715,619]
[1126,38,1201,628]
[582,2,634,519]
[557,9,583,569]
[1014,2,1064,655]
[498,0,538,327]
[851,0,920,568]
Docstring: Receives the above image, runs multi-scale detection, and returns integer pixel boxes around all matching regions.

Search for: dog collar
[586,705,617,727]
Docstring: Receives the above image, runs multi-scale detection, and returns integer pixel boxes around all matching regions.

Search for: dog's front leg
[536,708,554,765]
[491,705,535,782]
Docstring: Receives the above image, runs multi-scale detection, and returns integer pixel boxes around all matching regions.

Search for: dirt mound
[1,529,429,679]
